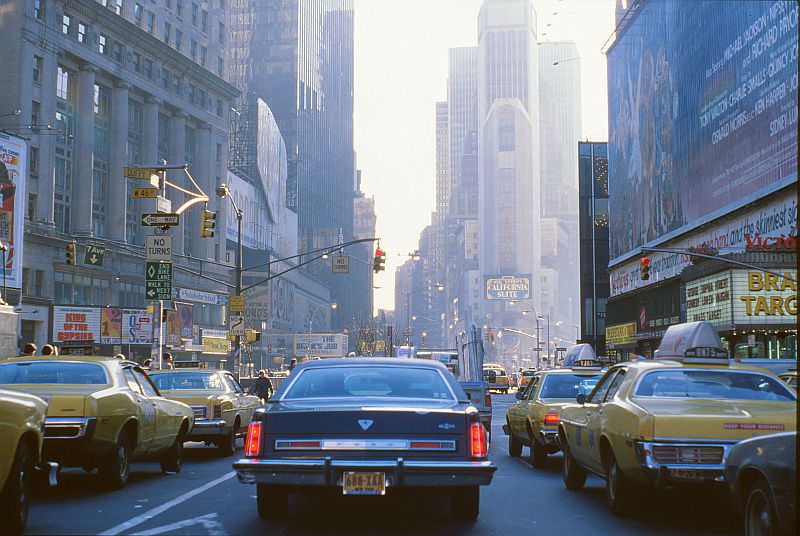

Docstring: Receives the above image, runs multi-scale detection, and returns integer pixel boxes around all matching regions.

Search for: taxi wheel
[744,478,777,536]
[257,484,288,520]
[1,441,32,535]
[562,443,587,490]
[218,424,237,457]
[605,453,636,516]
[100,430,131,490]
[508,425,522,457]
[450,486,480,522]
[530,440,548,468]
[160,434,184,474]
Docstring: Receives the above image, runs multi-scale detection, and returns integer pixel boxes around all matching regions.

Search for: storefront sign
[175,287,227,305]
[733,270,797,323]
[485,275,531,300]
[294,333,348,357]
[53,307,101,343]
[685,272,733,326]
[606,322,637,348]
[202,328,230,355]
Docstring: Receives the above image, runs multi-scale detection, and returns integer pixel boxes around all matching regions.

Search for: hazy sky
[353,0,616,312]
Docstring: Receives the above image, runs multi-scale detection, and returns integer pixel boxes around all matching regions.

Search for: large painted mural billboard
[608,0,798,260]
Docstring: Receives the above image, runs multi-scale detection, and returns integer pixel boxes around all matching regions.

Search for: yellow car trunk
[159,390,222,419]
[635,398,796,440]
[2,385,105,417]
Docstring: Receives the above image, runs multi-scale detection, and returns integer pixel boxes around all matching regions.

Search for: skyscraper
[227,0,357,328]
[477,0,541,327]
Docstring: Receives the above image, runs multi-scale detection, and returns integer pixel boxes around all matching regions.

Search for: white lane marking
[131,513,226,536]
[99,472,236,536]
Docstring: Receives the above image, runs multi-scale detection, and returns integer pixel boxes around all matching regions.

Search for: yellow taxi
[0,356,194,490]
[779,369,797,390]
[483,364,510,393]
[518,369,536,390]
[557,322,797,516]
[505,366,603,466]
[0,389,50,534]
[149,368,261,456]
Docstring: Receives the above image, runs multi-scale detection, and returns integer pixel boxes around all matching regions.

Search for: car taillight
[544,413,559,426]
[485,394,492,407]
[469,422,487,458]
[245,422,262,457]
[213,405,222,419]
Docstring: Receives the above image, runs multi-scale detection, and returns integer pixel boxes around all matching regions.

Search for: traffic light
[200,209,216,238]
[640,257,650,280]
[373,247,386,273]
[66,241,77,266]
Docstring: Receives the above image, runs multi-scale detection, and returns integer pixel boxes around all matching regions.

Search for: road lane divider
[99,472,236,536]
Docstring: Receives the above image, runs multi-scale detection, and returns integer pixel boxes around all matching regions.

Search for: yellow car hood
[632,397,797,440]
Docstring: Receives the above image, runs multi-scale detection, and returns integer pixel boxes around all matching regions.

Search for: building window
[77,22,86,43]
[190,39,197,60]
[132,52,141,73]
[98,34,107,54]
[217,56,223,76]
[112,40,123,62]
[33,55,43,84]
[27,193,38,222]
[22,268,44,298]
[54,271,110,306]
[30,147,39,176]
[218,22,225,44]
[163,22,171,43]
[162,68,171,89]
[200,9,208,32]
[191,3,198,26]
[216,98,223,116]
[93,84,111,237]
[119,281,145,307]
[199,46,206,67]
[56,66,70,99]
[61,14,71,35]
[114,0,123,15]
[143,58,153,79]
[134,3,143,25]
[174,29,182,52]
[498,109,515,151]
[146,11,155,33]
[34,0,45,20]
[31,101,40,125]
[216,142,222,162]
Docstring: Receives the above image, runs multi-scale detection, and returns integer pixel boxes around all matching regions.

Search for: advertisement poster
[52,307,101,343]
[165,303,193,347]
[123,309,153,345]
[608,0,798,260]
[294,334,348,357]
[485,275,531,300]
[0,132,27,289]
[100,307,122,344]
[202,328,230,355]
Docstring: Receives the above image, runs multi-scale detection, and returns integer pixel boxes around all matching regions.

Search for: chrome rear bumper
[233,457,496,488]
[187,419,228,437]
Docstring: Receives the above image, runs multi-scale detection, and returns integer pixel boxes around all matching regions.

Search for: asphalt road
[26,394,741,535]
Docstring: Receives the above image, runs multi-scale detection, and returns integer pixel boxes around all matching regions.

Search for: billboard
[122,309,153,345]
[0,132,27,289]
[100,308,122,344]
[294,333,349,357]
[608,0,798,260]
[52,307,101,343]
[485,275,531,300]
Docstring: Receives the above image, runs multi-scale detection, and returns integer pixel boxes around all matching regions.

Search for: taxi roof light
[654,322,728,362]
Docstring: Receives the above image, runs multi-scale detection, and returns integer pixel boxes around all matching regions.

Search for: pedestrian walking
[41,344,56,356]
[254,369,274,402]
[22,343,37,356]
[143,359,152,370]
[287,357,298,373]
[163,352,175,369]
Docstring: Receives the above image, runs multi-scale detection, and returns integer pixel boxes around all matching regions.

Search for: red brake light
[245,422,262,457]
[544,413,559,426]
[469,422,487,458]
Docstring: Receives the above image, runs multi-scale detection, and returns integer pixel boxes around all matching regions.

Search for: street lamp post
[398,283,444,347]
[538,313,551,362]
[216,184,243,378]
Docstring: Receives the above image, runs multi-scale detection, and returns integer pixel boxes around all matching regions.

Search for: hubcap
[18,464,28,522]
[747,491,770,536]
[118,445,128,478]
[608,463,618,502]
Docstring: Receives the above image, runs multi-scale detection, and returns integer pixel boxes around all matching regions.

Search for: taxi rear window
[539,373,602,399]
[150,372,224,391]
[0,361,108,385]
[284,366,453,400]
[634,370,796,402]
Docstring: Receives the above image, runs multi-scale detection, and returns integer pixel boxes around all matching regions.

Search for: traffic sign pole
[150,300,164,370]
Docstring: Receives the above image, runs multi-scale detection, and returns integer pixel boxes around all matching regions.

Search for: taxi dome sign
[654,321,727,360]
[485,275,531,300]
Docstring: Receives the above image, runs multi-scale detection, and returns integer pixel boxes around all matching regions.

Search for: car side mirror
[576,393,587,405]
[515,391,524,400]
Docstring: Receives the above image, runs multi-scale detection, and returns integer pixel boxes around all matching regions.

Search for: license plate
[670,468,712,480]
[342,472,386,495]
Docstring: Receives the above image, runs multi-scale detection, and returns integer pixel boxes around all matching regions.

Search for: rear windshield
[634,370,796,402]
[284,366,453,400]
[0,361,109,385]
[539,373,602,399]
[522,371,535,377]
[150,372,224,391]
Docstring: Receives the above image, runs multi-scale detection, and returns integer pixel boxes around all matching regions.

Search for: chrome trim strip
[235,458,493,469]
[44,417,93,439]
[274,438,457,451]
[636,439,737,471]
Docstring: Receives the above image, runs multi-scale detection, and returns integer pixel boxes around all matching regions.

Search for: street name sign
[83,244,105,266]
[146,235,173,261]
[229,315,245,336]
[331,255,350,274]
[229,295,245,313]
[132,187,159,199]
[124,167,155,179]
[141,213,180,227]
[145,261,173,300]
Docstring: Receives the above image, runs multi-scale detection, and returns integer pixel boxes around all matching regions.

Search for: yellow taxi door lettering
[576,370,618,468]
[588,369,627,474]
[133,368,173,450]
[122,367,156,452]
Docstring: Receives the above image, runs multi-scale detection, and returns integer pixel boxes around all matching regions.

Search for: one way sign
[83,245,106,266]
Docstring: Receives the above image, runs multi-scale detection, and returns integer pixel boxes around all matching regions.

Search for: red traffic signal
[640,257,650,280]
[373,247,386,273]
[66,241,77,266]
